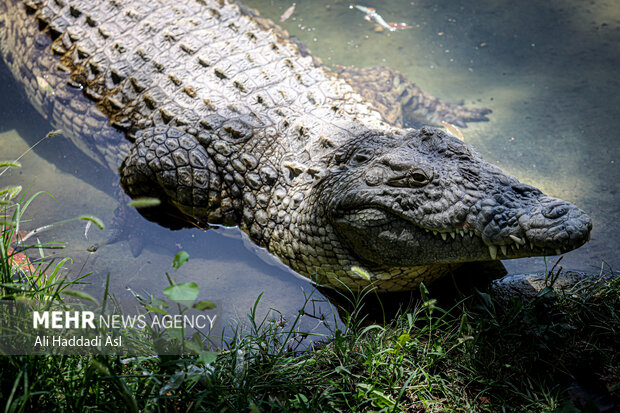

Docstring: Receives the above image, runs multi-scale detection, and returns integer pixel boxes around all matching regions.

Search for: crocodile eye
[351,152,371,165]
[408,169,431,186]
[334,151,370,166]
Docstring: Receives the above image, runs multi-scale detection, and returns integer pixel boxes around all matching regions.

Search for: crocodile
[0,0,592,292]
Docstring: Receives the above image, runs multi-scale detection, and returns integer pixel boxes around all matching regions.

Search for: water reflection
[249,0,618,274]
[1,0,618,339]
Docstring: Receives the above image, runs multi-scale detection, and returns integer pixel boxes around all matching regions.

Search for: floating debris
[375,22,412,31]
[440,121,465,142]
[84,220,92,240]
[280,3,296,23]
[350,4,397,32]
[387,22,412,30]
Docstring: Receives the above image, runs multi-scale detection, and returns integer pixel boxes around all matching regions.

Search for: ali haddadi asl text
[34,335,121,348]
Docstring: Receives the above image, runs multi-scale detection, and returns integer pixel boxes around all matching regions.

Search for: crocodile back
[0,0,386,171]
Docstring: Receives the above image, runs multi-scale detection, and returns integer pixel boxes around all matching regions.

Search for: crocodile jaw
[333,203,592,267]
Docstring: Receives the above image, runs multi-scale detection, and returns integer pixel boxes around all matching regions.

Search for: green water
[247,0,619,274]
[1,0,618,333]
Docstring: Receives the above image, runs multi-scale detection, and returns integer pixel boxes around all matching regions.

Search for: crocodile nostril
[542,204,569,219]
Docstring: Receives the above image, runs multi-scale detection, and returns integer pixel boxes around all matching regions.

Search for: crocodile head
[321,127,592,269]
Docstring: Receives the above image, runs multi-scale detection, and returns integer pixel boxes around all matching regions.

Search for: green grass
[0,270,616,412]
[0,160,618,412]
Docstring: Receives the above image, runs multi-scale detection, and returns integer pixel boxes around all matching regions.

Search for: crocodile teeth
[441,232,447,241]
[530,242,535,250]
[556,249,562,255]
[450,232,456,239]
[488,245,498,260]
[500,245,507,256]
[509,235,525,245]
[459,230,464,237]
[433,231,438,236]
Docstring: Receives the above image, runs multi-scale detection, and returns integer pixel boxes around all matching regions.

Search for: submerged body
[0,0,591,291]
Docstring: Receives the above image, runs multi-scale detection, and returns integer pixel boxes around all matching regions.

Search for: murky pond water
[1,0,618,338]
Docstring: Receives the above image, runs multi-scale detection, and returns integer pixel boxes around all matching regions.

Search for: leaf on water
[194,300,216,310]
[172,251,189,270]
[163,281,199,303]
[79,215,104,230]
[61,289,100,305]
[128,197,161,208]
[0,161,21,169]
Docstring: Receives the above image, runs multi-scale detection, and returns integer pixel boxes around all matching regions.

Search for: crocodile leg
[107,126,220,255]
[119,126,227,230]
[337,65,491,128]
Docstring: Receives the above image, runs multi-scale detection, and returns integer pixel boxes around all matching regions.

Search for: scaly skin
[0,0,592,291]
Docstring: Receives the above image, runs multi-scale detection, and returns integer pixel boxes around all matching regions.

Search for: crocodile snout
[517,197,592,250]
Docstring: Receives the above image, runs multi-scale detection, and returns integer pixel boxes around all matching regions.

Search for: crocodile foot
[337,65,491,128]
